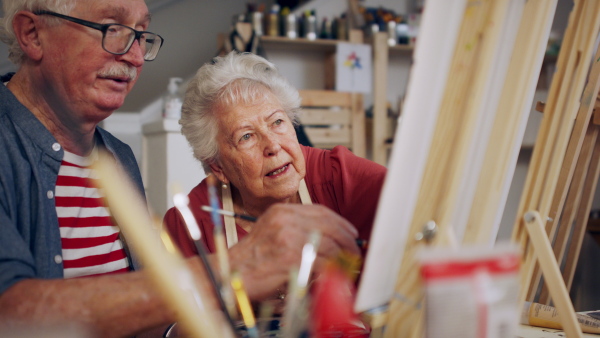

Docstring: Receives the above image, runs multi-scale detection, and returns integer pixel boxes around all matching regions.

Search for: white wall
[120,0,275,112]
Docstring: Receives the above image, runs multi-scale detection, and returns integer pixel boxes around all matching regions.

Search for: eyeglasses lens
[103,25,162,61]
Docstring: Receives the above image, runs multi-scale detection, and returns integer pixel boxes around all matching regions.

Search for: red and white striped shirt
[55,149,130,278]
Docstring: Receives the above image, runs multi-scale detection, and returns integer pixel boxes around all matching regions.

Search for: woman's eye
[274,119,283,125]
[240,133,251,142]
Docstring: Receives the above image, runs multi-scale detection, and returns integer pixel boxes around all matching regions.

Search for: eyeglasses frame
[33,9,164,61]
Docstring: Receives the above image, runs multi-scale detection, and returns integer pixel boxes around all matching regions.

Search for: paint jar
[387,20,397,46]
[285,13,297,39]
[396,21,410,45]
[305,13,317,40]
[335,15,347,41]
[320,17,332,39]
[251,11,263,36]
[267,4,279,37]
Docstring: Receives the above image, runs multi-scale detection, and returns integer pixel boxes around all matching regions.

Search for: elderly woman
[164,52,386,263]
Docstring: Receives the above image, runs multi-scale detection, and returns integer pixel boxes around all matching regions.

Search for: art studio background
[2,0,598,312]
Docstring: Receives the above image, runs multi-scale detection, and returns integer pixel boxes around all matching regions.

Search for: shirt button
[54,255,63,264]
[47,190,54,199]
[52,143,61,152]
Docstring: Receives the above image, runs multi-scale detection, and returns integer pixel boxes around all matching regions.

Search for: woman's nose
[263,133,282,156]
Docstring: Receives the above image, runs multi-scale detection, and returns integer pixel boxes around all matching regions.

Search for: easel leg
[524,210,583,338]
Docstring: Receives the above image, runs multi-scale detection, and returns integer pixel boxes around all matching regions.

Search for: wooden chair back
[297,90,366,158]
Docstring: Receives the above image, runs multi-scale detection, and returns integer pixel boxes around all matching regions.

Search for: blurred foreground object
[418,244,521,338]
[312,254,369,337]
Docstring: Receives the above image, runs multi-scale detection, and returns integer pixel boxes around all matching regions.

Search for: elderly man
[0,0,361,336]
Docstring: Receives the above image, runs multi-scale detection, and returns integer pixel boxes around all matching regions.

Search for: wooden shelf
[259,31,414,164]
[388,44,415,55]
[371,32,409,166]
[260,36,415,54]
[260,36,342,53]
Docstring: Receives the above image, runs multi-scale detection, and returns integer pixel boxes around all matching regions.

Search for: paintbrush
[231,271,259,338]
[201,205,258,222]
[202,205,369,249]
[172,192,238,330]
[205,176,237,318]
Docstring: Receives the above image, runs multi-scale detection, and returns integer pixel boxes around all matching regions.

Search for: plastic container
[162,77,183,119]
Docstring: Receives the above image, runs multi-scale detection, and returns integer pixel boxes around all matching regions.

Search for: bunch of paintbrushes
[174,178,264,338]
[205,175,238,319]
[193,176,367,337]
[93,152,233,337]
[172,185,238,334]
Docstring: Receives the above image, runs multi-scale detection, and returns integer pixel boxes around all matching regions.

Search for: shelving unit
[370,32,414,166]
[261,30,367,157]
[262,31,416,165]
[261,31,364,91]
[259,28,371,158]
[219,22,363,90]
[260,36,339,52]
[220,23,416,163]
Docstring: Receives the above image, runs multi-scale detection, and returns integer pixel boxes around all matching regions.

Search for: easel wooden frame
[535,52,600,305]
[357,0,600,337]
[510,0,600,336]
[563,117,600,292]
[461,0,556,245]
[375,1,547,337]
[521,7,600,307]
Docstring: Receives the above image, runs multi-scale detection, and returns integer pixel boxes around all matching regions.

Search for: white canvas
[354,0,467,313]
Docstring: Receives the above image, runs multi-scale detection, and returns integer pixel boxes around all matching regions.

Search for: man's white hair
[0,0,76,65]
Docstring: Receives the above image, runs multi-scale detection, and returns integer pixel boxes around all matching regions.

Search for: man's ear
[209,161,229,185]
[12,11,44,61]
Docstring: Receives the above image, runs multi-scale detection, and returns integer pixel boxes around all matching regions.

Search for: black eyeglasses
[34,10,164,61]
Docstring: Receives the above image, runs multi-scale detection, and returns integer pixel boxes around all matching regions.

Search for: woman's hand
[226,204,360,301]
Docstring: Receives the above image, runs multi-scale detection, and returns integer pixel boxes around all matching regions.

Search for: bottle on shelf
[397,20,410,45]
[162,77,183,120]
[267,4,279,37]
[333,14,347,41]
[320,17,333,39]
[285,12,298,39]
[305,10,317,40]
[387,20,397,46]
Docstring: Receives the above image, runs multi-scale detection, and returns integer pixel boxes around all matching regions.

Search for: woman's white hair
[0,0,76,65]
[181,51,302,173]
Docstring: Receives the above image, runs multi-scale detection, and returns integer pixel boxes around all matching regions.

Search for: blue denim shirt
[0,74,144,295]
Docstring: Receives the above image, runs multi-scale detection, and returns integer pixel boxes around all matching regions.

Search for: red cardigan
[163,145,386,257]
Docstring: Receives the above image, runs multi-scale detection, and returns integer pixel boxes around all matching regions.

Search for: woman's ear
[209,161,229,185]
[12,11,44,61]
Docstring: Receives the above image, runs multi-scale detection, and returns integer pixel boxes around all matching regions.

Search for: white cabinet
[142,119,206,217]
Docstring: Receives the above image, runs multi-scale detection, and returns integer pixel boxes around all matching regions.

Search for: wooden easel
[524,35,600,309]
[534,75,600,306]
[376,1,557,337]
[511,0,600,336]
[369,0,600,337]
